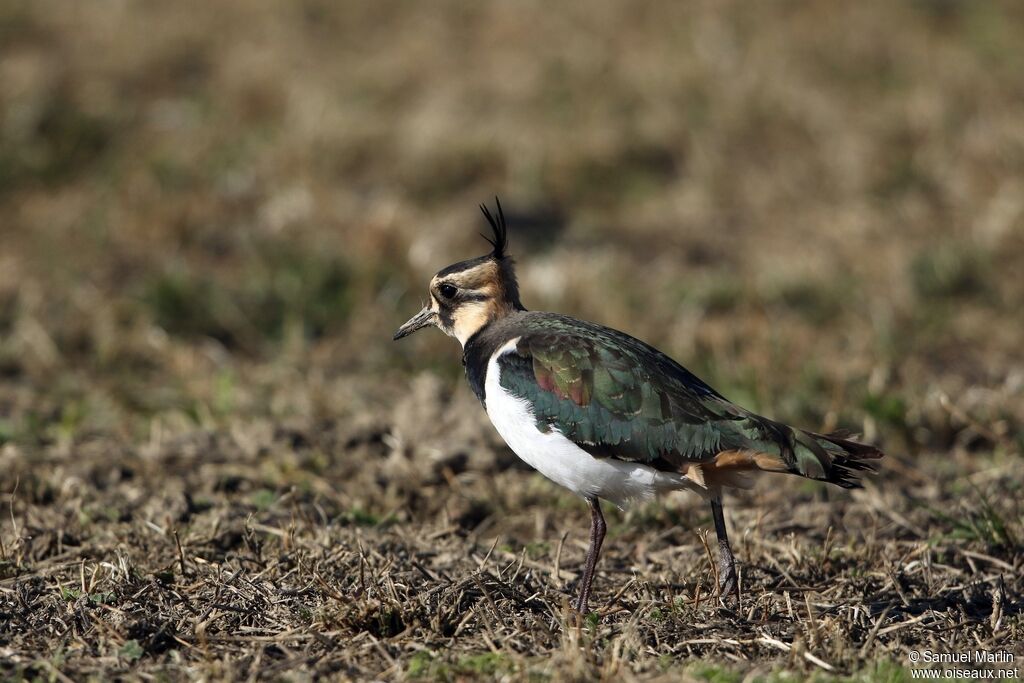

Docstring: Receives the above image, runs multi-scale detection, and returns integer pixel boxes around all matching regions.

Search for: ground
[1,1,1022,680]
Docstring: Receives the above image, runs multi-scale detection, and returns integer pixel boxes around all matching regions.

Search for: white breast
[484,338,697,509]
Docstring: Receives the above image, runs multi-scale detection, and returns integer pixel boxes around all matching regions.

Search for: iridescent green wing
[495,317,755,465]
[496,314,876,483]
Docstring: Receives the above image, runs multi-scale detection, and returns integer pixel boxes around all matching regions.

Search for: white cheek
[452,302,489,347]
[453,314,477,346]
[429,297,458,340]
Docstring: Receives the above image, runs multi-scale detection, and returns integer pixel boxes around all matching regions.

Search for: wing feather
[495,317,746,466]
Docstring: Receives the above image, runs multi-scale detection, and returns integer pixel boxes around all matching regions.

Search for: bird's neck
[452,298,523,347]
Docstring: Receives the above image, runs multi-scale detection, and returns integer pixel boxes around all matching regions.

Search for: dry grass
[0,416,1020,680]
[1,0,1023,680]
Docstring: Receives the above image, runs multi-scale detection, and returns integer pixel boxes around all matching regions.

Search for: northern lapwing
[394,199,883,614]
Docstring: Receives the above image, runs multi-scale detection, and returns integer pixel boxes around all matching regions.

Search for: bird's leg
[710,496,739,601]
[574,497,606,615]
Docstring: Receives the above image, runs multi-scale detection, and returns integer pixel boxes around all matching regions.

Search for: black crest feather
[479,197,508,260]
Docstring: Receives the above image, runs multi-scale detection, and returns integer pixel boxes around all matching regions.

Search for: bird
[394,199,883,615]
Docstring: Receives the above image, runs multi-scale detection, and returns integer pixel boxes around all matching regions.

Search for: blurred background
[2,2,1023,677]
[1,0,1022,516]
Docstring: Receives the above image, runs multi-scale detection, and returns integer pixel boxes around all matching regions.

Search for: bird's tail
[764,420,884,489]
[696,413,884,493]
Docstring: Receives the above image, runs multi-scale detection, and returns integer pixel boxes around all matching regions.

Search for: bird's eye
[439,283,458,299]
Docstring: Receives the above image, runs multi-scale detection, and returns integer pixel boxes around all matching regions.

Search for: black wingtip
[818,431,884,489]
[479,196,508,259]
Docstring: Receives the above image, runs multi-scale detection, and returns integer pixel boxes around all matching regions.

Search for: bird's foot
[717,562,739,602]
[566,603,590,629]
[567,606,602,629]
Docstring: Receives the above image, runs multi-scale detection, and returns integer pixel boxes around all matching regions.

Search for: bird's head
[394,198,524,346]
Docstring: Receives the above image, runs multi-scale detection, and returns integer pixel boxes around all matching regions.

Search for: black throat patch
[461,316,523,405]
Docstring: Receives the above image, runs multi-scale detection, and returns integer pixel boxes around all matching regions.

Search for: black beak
[393,307,437,340]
